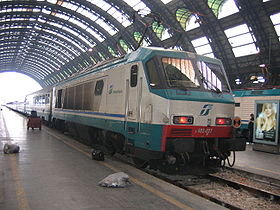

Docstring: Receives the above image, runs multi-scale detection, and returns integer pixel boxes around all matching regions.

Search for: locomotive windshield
[197,60,230,93]
[162,57,200,89]
[145,55,230,92]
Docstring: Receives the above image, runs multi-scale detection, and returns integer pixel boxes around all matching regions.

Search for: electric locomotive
[19,47,247,168]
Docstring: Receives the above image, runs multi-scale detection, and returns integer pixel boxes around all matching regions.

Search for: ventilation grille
[170,128,192,137]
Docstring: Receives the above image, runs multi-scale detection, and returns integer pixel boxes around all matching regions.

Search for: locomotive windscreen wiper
[200,75,222,94]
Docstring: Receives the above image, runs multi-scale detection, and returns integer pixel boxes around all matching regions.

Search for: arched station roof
[0,0,279,89]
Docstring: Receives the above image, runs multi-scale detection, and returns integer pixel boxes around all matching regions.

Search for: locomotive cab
[131,48,246,167]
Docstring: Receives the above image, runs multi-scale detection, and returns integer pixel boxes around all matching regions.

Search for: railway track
[143,166,280,210]
[208,167,280,202]
[112,153,280,210]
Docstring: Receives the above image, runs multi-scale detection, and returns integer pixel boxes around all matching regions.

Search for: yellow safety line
[10,155,30,210]
[45,129,193,210]
[1,111,30,210]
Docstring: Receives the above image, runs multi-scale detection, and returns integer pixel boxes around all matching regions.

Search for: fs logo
[199,104,213,116]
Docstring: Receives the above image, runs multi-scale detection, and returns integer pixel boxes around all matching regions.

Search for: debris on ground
[3,143,20,154]
[98,172,130,188]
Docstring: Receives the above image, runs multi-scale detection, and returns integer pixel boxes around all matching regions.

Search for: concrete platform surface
[0,107,227,210]
[234,143,280,180]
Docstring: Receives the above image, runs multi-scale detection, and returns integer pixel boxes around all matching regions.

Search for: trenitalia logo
[199,104,213,116]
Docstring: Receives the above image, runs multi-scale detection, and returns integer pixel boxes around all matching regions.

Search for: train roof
[56,47,223,86]
[54,47,191,86]
[232,88,280,97]
[25,86,52,97]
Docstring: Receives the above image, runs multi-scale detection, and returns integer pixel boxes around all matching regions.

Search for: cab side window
[130,65,138,87]
[95,80,104,96]
[146,58,162,88]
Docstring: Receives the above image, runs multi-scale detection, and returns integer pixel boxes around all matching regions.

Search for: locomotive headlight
[215,117,232,125]
[173,116,194,124]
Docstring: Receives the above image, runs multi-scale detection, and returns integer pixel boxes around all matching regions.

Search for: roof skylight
[225,24,259,57]
[218,0,239,19]
[160,0,173,4]
[270,12,280,41]
[191,36,214,58]
[122,0,151,15]
[87,0,132,27]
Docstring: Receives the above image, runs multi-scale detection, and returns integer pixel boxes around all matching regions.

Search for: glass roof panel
[133,2,147,11]
[76,7,117,35]
[224,24,249,37]
[44,29,85,51]
[87,0,131,27]
[191,36,214,57]
[225,24,258,57]
[274,25,280,41]
[49,21,63,28]
[108,46,117,57]
[195,45,213,55]
[134,32,142,43]
[133,31,149,46]
[176,8,192,30]
[96,19,116,36]
[271,13,280,24]
[152,22,164,39]
[232,43,259,57]
[218,0,239,19]
[69,18,87,29]
[87,0,111,11]
[161,28,172,40]
[78,35,95,48]
[38,17,46,23]
[122,0,140,8]
[41,14,98,48]
[47,0,57,4]
[122,0,151,14]
[119,39,130,53]
[76,8,98,21]
[86,28,105,42]
[208,0,224,17]
[42,8,51,15]
[160,0,173,4]
[191,36,209,46]
[228,34,255,47]
[62,26,79,37]
[185,15,200,31]
[270,12,280,41]
[61,2,79,11]
[54,13,70,21]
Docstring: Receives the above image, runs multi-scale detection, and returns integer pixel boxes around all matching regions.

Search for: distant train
[7,47,246,169]
[233,88,280,139]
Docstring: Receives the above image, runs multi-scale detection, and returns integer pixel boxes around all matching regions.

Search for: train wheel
[133,158,148,169]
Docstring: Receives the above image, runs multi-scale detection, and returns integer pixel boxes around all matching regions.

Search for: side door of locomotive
[125,64,143,137]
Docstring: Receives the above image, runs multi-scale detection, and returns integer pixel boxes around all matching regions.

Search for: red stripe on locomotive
[161,125,232,152]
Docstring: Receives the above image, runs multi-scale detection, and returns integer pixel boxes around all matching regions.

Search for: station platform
[0,106,279,209]
[234,144,280,180]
